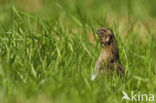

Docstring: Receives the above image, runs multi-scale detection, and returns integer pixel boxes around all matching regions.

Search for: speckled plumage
[91,28,125,80]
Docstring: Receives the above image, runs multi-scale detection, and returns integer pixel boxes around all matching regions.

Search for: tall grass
[0,0,156,103]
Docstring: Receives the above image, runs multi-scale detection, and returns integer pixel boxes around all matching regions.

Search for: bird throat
[101,42,110,47]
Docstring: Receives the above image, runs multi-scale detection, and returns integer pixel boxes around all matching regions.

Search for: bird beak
[96,29,100,35]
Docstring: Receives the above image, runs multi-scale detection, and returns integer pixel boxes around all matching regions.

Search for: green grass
[0,0,156,103]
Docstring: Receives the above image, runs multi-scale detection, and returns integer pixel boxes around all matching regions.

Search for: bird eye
[103,30,107,32]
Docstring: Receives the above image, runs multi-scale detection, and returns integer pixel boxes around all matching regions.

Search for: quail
[91,28,125,80]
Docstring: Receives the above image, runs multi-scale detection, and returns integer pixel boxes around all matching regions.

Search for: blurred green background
[0,0,156,103]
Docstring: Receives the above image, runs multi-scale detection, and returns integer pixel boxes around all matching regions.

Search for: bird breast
[101,48,111,61]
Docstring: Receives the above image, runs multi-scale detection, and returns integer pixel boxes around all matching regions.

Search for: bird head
[96,28,113,47]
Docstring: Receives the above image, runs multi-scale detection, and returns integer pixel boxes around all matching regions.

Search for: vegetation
[0,0,156,103]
